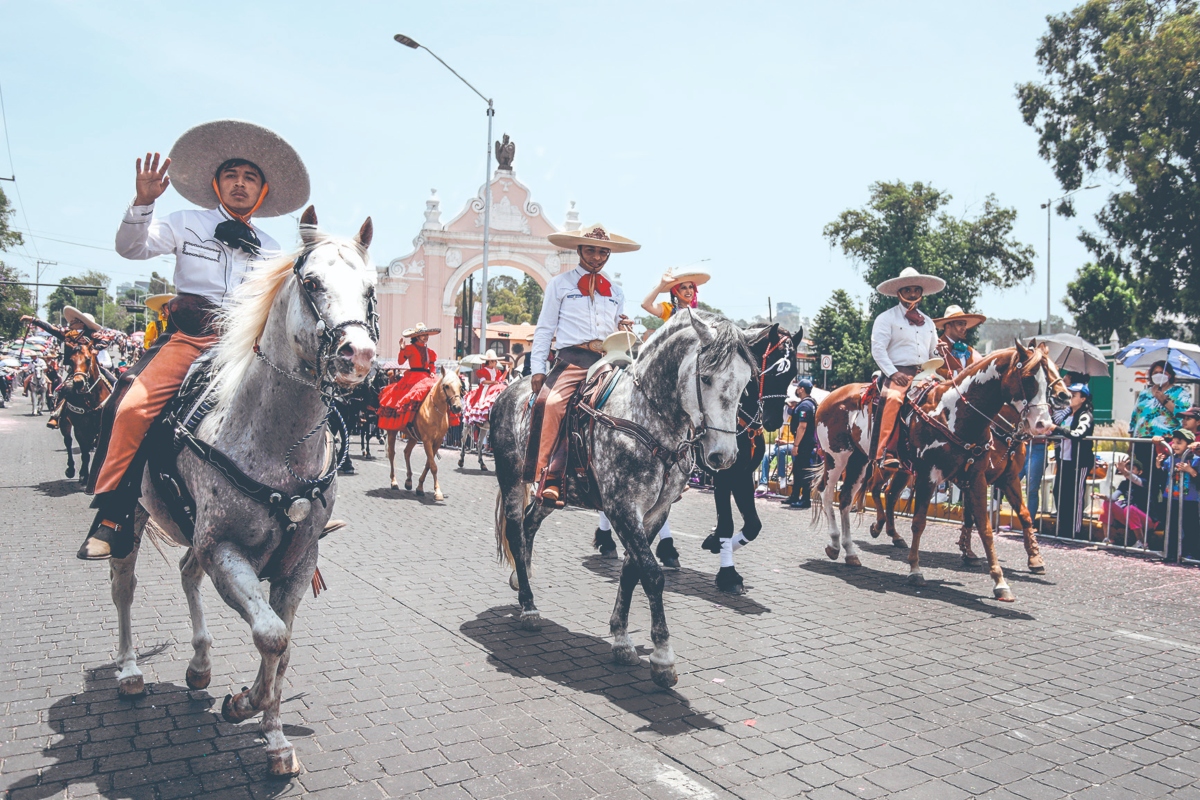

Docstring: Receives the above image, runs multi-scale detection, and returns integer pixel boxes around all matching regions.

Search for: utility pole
[34,260,56,315]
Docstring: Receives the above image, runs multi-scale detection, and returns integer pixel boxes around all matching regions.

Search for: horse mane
[696,311,758,380]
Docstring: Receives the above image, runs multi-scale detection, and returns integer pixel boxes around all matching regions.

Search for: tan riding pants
[533,364,589,485]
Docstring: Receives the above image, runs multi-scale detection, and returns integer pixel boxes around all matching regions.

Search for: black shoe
[656,538,681,569]
[715,566,745,595]
[788,500,811,509]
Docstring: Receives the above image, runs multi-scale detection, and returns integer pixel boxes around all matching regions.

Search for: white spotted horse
[699,323,803,594]
[489,309,755,687]
[813,342,1067,601]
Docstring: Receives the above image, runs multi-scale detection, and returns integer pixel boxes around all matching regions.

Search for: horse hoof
[612,645,641,666]
[267,748,301,778]
[457,459,464,468]
[389,480,398,489]
[1028,556,1046,574]
[434,492,444,501]
[415,489,425,497]
[185,666,211,691]
[481,463,489,472]
[65,466,75,479]
[824,545,839,561]
[660,557,680,570]
[845,555,862,567]
[891,536,908,549]
[117,674,144,697]
[404,481,413,491]
[907,572,926,587]
[519,612,542,631]
[221,688,259,723]
[718,582,745,595]
[962,555,984,567]
[994,586,1016,602]
[651,664,679,689]
[869,522,882,539]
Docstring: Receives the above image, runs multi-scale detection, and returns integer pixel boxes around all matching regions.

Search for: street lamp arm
[421,46,491,105]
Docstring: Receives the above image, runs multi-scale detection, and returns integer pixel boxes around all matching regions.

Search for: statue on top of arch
[495,134,516,171]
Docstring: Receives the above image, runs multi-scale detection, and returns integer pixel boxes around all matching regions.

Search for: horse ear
[768,322,780,341]
[686,307,715,345]
[299,205,318,244]
[792,326,804,347]
[355,217,373,250]
[1014,338,1031,360]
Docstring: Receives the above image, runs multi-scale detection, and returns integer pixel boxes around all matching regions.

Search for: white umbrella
[1026,333,1109,377]
[1,357,19,368]
[459,354,487,368]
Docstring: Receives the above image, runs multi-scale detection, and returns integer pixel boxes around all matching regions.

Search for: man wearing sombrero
[141,293,175,350]
[526,223,638,506]
[934,305,986,379]
[640,266,709,322]
[78,120,309,560]
[870,267,945,471]
[21,305,117,428]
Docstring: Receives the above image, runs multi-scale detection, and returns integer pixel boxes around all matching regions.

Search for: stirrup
[878,456,901,471]
[539,484,564,509]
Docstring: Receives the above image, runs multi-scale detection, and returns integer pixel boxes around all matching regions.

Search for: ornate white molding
[544,253,561,275]
[445,248,462,268]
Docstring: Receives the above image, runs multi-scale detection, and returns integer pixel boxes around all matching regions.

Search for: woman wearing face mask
[1131,361,1192,476]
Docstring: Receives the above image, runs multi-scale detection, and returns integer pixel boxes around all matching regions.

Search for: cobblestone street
[2,402,1200,799]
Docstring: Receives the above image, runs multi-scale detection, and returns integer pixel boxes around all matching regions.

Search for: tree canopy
[0,187,33,338]
[823,180,1036,322]
[455,273,544,325]
[808,289,875,386]
[1064,261,1140,343]
[1018,0,1200,337]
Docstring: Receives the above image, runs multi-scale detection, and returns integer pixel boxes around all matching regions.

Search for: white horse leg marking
[824,452,850,556]
[842,465,867,565]
[110,524,143,696]
[180,549,212,690]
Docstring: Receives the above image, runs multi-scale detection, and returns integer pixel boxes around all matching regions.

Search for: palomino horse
[112,208,377,777]
[814,343,1067,601]
[59,344,111,483]
[386,366,463,500]
[866,405,1048,574]
[700,323,802,594]
[489,310,754,688]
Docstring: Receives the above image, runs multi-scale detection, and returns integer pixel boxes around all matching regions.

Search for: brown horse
[58,344,111,484]
[814,343,1068,601]
[866,403,1048,575]
[386,366,463,501]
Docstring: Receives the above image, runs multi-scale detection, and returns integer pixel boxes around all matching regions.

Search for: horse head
[292,206,378,389]
[1003,341,1066,437]
[681,310,756,471]
[439,365,464,415]
[746,323,804,432]
[67,345,96,392]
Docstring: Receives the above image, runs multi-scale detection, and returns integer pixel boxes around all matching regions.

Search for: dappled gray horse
[109,209,377,777]
[489,310,755,688]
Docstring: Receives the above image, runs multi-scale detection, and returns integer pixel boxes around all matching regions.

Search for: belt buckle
[586,340,604,354]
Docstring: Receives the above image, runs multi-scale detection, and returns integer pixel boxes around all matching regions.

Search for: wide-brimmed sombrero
[168,120,310,218]
[401,322,441,338]
[933,304,986,330]
[63,306,100,332]
[144,293,175,314]
[876,267,946,297]
[660,267,710,292]
[547,223,640,253]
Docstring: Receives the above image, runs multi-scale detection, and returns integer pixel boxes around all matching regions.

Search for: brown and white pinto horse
[814,343,1068,601]
[866,402,1049,575]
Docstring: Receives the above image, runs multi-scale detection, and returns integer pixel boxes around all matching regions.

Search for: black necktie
[214,219,261,255]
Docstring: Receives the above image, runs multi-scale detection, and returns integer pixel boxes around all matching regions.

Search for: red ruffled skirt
[378,371,436,431]
[463,382,506,425]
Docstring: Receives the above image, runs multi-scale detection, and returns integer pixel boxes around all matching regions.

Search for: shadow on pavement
[579,555,771,615]
[1,658,306,799]
[460,606,725,735]
[34,478,86,498]
[798,559,1036,620]
[363,487,446,504]
[857,541,1057,586]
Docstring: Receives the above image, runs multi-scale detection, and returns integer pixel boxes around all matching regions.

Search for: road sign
[820,354,832,371]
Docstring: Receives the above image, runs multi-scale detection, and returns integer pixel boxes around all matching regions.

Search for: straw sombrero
[933,304,986,330]
[401,322,441,338]
[63,306,100,333]
[144,293,175,314]
[660,267,710,292]
[547,223,640,253]
[876,267,946,297]
[168,120,310,218]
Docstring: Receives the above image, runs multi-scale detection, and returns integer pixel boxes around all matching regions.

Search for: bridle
[735,334,793,438]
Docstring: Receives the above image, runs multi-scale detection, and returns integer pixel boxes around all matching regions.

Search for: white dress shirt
[530,266,625,376]
[115,202,281,307]
[871,303,939,377]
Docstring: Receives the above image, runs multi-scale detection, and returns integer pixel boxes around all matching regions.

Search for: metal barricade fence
[800,434,1198,565]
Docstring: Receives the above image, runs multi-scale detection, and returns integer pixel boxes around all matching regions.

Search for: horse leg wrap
[732,530,754,551]
[593,527,617,555]
[720,537,735,568]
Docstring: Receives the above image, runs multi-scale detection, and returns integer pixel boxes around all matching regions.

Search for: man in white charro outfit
[870,267,945,471]
[525,223,637,506]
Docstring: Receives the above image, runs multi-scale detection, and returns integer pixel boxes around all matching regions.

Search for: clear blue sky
[1,0,1110,328]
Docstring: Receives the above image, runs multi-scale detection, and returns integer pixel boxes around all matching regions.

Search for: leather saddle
[546,363,626,510]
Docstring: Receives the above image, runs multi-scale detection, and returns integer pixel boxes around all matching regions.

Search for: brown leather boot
[77,521,134,561]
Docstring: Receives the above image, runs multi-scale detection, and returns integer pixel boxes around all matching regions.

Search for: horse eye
[302,277,322,293]
[701,375,712,386]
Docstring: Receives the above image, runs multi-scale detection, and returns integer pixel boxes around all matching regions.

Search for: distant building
[976,316,1073,354]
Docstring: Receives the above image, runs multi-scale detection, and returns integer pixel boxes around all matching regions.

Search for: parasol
[1114,338,1200,381]
[1026,333,1109,377]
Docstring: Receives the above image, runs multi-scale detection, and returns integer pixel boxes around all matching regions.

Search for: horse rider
[20,306,117,429]
[934,304,986,378]
[142,293,175,350]
[527,223,639,507]
[78,119,310,561]
[640,266,710,322]
[870,266,946,471]
[377,322,441,434]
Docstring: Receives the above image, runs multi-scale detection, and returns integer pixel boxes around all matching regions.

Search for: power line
[0,79,42,263]
[12,228,113,251]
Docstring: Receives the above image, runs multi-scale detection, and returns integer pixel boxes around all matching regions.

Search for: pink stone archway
[376,168,580,363]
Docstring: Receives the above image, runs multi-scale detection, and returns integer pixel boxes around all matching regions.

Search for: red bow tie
[578,272,612,297]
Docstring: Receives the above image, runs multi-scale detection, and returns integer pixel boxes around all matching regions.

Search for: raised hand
[134,152,171,206]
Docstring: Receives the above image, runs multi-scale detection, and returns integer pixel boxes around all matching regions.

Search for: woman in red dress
[378,323,441,432]
[464,351,509,426]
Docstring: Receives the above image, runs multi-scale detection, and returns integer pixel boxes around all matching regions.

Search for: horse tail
[495,488,519,570]
[809,455,829,525]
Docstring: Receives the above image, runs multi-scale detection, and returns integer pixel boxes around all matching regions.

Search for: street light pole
[1039,184,1099,335]
[34,260,56,316]
[394,33,495,355]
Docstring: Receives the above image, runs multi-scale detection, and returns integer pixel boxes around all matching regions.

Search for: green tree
[808,289,875,386]
[823,181,1036,323]
[1065,262,1139,343]
[1018,0,1200,336]
[0,187,33,338]
[45,270,112,320]
[518,275,543,321]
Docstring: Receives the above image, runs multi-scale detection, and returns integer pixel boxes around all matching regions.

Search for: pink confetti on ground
[712,678,725,683]
[743,719,757,727]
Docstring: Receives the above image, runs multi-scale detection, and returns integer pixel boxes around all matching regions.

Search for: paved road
[2,401,1199,800]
